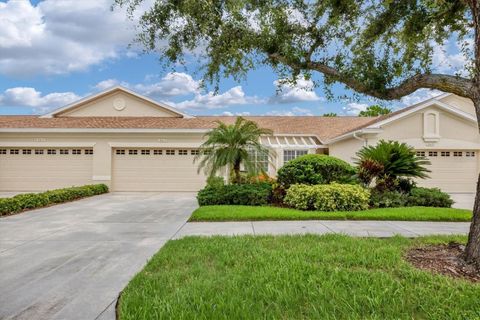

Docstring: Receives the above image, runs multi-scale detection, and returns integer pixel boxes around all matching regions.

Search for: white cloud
[0,87,80,113]
[170,86,262,110]
[221,111,251,116]
[132,72,200,97]
[94,79,121,91]
[343,102,368,115]
[265,106,314,116]
[431,39,472,76]
[0,0,141,76]
[400,88,443,106]
[270,77,323,103]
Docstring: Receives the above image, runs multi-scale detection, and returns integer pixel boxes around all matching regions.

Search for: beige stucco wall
[59,91,180,117]
[439,94,476,116]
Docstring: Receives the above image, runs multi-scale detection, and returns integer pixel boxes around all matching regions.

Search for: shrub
[277,154,356,188]
[406,187,453,208]
[284,183,370,211]
[197,182,272,206]
[206,176,225,188]
[0,184,109,216]
[369,190,407,208]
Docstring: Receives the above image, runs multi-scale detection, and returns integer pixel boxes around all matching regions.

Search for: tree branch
[269,53,475,100]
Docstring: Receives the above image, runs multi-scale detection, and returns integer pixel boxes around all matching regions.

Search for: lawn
[118,234,479,320]
[189,205,472,222]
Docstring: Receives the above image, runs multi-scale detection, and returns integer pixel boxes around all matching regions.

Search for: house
[0,86,478,204]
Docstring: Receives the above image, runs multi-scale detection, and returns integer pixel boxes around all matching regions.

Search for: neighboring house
[0,86,478,202]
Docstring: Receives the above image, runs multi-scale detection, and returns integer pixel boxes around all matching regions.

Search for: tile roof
[0,115,378,142]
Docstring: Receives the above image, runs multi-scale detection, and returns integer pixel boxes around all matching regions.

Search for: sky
[0,0,470,117]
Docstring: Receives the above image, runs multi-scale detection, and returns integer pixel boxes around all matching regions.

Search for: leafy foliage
[284,183,370,211]
[407,187,454,208]
[369,190,407,208]
[196,117,272,184]
[277,154,356,188]
[356,140,430,191]
[197,182,272,206]
[322,112,337,117]
[0,184,109,216]
[358,105,392,117]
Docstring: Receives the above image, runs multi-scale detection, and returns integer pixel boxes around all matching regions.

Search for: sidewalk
[174,220,471,238]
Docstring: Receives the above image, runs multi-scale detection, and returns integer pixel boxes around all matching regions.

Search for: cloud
[270,77,323,103]
[170,86,262,110]
[431,39,472,76]
[0,0,141,76]
[400,88,443,106]
[93,73,259,110]
[0,87,80,113]
[265,106,314,116]
[221,111,251,116]
[342,102,368,115]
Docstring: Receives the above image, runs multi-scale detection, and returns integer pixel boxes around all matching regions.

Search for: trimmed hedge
[0,184,109,216]
[406,187,454,208]
[284,183,370,211]
[197,183,272,206]
[277,154,356,188]
[369,190,407,208]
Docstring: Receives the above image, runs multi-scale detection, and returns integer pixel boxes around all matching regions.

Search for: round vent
[113,98,126,111]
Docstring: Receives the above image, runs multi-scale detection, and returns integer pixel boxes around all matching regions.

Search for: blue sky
[0,0,467,116]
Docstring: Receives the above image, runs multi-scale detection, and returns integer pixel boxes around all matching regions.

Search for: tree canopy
[359,105,392,117]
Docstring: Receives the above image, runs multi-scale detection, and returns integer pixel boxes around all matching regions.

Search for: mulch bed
[405,243,480,283]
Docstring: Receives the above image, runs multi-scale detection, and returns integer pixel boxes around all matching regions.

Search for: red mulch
[405,243,480,283]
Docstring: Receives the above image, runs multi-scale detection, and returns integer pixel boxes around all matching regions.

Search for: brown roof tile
[0,115,378,142]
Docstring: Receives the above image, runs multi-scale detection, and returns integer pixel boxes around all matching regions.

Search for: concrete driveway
[0,192,197,320]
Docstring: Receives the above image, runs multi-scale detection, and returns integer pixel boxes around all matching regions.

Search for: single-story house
[0,86,478,203]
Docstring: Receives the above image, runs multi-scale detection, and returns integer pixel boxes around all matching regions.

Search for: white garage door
[0,148,94,191]
[112,148,207,191]
[416,150,478,192]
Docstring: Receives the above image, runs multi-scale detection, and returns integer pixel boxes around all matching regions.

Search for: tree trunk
[233,161,241,184]
[465,96,480,268]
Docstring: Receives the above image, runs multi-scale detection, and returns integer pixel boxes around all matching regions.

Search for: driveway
[0,192,197,320]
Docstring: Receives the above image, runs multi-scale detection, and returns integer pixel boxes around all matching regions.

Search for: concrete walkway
[174,220,471,238]
[0,192,197,320]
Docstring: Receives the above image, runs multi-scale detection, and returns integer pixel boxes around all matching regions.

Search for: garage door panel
[416,150,478,193]
[112,150,206,191]
[0,152,93,191]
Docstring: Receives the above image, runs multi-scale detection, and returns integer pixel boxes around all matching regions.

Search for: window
[416,151,425,157]
[35,149,44,155]
[60,149,69,155]
[22,149,32,155]
[129,150,138,155]
[428,151,438,157]
[84,149,93,155]
[0,149,6,155]
[441,151,450,157]
[47,149,56,155]
[466,151,476,157]
[454,151,463,157]
[10,149,19,155]
[178,149,188,155]
[166,149,175,155]
[283,150,308,162]
[116,149,125,155]
[153,149,162,155]
[141,149,150,155]
[248,149,269,172]
[72,149,82,155]
[191,149,200,156]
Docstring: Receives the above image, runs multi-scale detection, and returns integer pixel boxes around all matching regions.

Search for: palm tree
[196,117,273,184]
[355,140,431,190]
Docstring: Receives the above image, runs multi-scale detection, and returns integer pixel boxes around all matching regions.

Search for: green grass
[189,205,472,222]
[118,234,479,320]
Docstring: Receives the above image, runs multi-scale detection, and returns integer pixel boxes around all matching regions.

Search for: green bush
[197,182,272,206]
[284,183,370,211]
[369,190,407,208]
[0,184,109,216]
[406,187,453,208]
[277,154,356,188]
[206,176,225,188]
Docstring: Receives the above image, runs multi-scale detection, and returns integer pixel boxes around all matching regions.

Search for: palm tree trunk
[233,161,241,184]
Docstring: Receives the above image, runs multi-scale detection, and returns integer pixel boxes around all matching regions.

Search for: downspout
[353,131,368,147]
